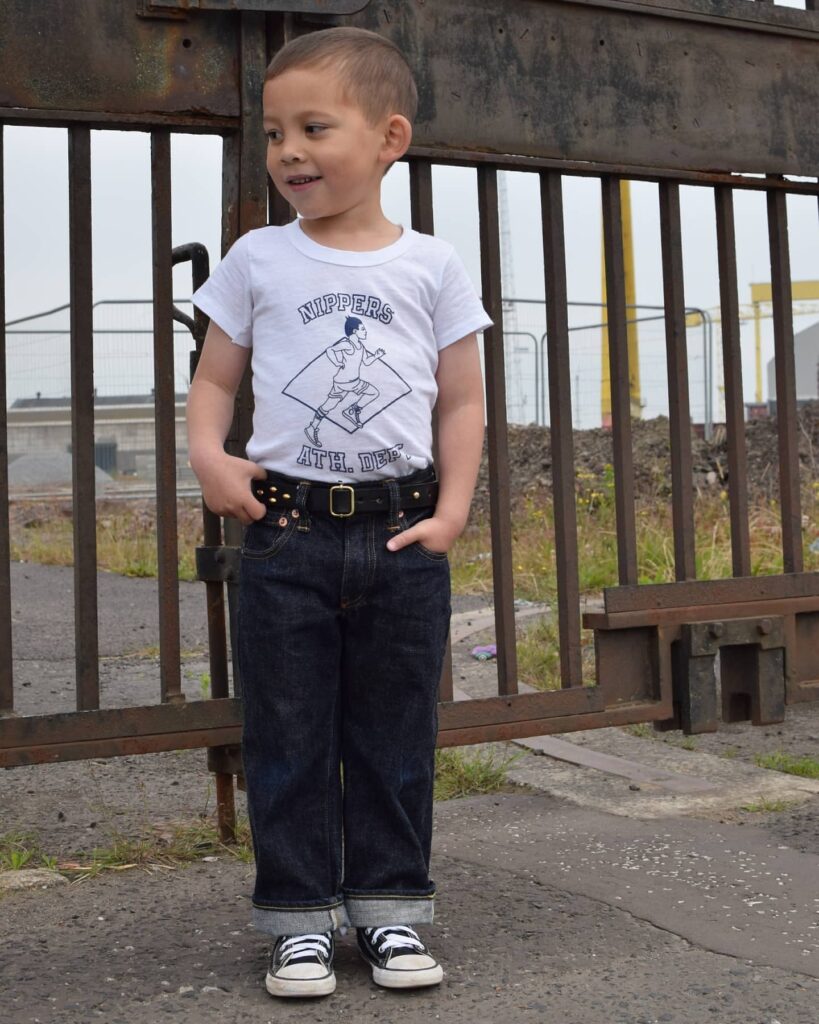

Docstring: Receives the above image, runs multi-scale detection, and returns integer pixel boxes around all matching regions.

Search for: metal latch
[196,545,241,584]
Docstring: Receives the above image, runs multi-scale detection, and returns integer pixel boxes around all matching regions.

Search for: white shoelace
[279,932,331,963]
[368,925,425,955]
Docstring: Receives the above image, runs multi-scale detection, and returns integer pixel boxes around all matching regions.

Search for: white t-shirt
[190,219,492,482]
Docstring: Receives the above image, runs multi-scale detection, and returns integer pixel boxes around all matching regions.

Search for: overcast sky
[4,119,818,428]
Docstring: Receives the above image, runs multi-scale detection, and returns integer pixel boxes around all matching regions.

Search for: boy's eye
[305,124,327,135]
[265,129,281,142]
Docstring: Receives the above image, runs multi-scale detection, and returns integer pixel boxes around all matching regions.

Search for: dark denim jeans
[237,469,451,937]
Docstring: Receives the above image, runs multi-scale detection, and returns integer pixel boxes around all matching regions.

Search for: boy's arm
[186,321,266,525]
[386,333,484,554]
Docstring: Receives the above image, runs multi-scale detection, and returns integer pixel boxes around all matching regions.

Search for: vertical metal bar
[0,125,12,716]
[540,171,582,687]
[477,166,518,696]
[408,158,454,702]
[658,181,696,581]
[68,126,100,711]
[714,186,751,577]
[600,176,638,585]
[150,130,183,705]
[767,187,803,573]
[409,159,434,235]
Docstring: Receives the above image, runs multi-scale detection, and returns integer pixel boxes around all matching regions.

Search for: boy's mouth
[286,175,321,189]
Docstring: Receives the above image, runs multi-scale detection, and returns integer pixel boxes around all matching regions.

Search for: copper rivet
[283,493,291,499]
[269,497,277,504]
[278,517,288,527]
[413,491,420,499]
[398,510,405,518]
[271,486,278,492]
[292,509,300,519]
[256,489,264,496]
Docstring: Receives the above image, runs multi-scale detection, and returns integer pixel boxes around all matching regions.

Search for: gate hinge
[196,545,241,583]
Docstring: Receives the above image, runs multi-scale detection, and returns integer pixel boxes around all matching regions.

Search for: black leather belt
[253,472,438,518]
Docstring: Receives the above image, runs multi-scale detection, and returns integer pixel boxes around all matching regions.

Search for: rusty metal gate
[2,0,818,837]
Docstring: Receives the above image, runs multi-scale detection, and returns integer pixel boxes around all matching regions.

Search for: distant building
[766,321,819,415]
[8,393,189,480]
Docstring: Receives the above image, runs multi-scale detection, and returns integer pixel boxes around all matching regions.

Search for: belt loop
[385,478,402,532]
[295,480,312,532]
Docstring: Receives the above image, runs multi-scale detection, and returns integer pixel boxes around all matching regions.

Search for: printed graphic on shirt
[296,442,405,475]
[282,315,411,451]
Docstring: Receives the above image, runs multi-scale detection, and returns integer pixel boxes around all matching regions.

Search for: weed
[740,797,795,813]
[623,723,655,739]
[434,745,522,801]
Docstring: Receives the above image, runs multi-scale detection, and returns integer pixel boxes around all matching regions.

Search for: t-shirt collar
[284,219,415,266]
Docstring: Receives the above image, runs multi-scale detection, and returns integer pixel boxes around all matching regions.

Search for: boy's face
[263,67,394,226]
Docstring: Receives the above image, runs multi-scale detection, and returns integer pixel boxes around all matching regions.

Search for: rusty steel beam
[601,176,638,585]
[767,187,803,574]
[0,125,10,717]
[714,186,751,578]
[477,165,519,696]
[151,130,185,705]
[659,181,696,582]
[540,170,583,688]
[68,126,101,712]
[0,124,10,718]
[604,571,819,613]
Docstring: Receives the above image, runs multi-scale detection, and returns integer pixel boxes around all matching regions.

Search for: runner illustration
[304,316,385,448]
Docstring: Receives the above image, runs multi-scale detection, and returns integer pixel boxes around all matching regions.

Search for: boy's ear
[381,113,412,165]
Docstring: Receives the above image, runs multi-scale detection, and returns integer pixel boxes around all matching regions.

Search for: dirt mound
[472,402,819,518]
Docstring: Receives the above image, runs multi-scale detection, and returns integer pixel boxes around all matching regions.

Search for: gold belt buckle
[329,484,355,517]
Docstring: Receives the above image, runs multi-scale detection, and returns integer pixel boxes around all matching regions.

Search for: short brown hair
[264,27,417,126]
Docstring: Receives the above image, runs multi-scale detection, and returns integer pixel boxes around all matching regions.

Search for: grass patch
[753,752,819,778]
[450,487,819,601]
[10,500,203,581]
[434,745,522,800]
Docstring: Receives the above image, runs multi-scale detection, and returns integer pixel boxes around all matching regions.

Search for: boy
[187,26,490,999]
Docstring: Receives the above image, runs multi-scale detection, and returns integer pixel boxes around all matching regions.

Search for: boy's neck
[297,204,403,252]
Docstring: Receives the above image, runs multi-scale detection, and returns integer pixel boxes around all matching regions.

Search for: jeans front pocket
[397,506,448,561]
[242,512,299,560]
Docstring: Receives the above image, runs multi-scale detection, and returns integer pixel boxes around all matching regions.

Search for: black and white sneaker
[265,932,336,998]
[357,925,443,989]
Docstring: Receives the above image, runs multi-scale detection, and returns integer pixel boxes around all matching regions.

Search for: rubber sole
[265,971,337,998]
[371,963,444,989]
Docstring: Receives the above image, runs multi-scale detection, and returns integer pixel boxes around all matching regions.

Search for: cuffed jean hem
[344,895,435,928]
[251,902,351,937]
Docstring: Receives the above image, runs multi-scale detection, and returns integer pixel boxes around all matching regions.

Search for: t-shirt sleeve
[190,233,253,348]
[432,249,493,351]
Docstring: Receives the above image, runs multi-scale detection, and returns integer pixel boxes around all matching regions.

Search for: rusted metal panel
[68,126,101,712]
[438,685,604,732]
[477,166,518,696]
[714,186,751,578]
[792,611,819,702]
[350,0,819,176]
[145,0,370,11]
[0,0,240,122]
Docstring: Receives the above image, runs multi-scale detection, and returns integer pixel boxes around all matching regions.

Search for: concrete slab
[434,793,819,980]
